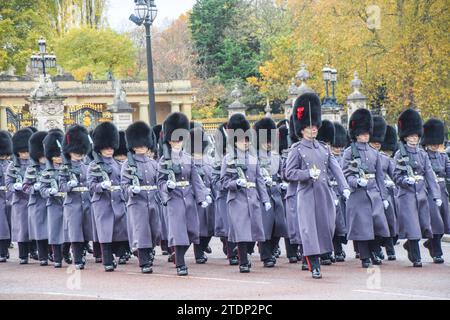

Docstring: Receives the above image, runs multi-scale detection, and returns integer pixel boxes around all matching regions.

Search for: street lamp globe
[322,66,331,81]
[38,38,46,54]
[149,0,158,23]
[134,0,149,21]
[330,68,338,82]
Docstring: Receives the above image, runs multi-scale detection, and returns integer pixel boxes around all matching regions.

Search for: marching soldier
[41,129,72,268]
[0,130,12,262]
[393,109,441,267]
[7,128,33,264]
[421,118,450,263]
[121,121,161,274]
[60,125,93,270]
[369,117,398,261]
[285,92,350,279]
[254,117,288,268]
[343,109,390,268]
[330,122,350,262]
[158,112,209,276]
[220,113,272,273]
[23,131,49,266]
[189,126,214,264]
[88,122,128,272]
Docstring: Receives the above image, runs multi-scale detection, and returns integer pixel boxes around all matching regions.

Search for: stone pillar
[171,102,181,113]
[0,106,7,131]
[107,80,133,130]
[226,85,247,118]
[138,103,150,124]
[180,103,192,120]
[346,72,367,123]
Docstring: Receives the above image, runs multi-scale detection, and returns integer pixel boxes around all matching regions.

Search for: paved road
[0,238,449,300]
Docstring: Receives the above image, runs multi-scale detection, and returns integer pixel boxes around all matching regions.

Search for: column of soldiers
[0,90,449,278]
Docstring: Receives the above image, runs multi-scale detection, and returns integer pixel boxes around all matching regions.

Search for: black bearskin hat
[12,128,33,155]
[0,130,13,156]
[369,115,387,143]
[43,129,64,161]
[278,125,289,153]
[397,108,423,141]
[92,122,119,152]
[227,113,251,146]
[29,131,47,162]
[189,126,208,155]
[317,120,335,144]
[289,115,299,143]
[348,108,373,140]
[214,122,228,156]
[163,112,190,143]
[292,92,322,137]
[422,118,445,146]
[254,117,277,148]
[332,122,349,148]
[381,125,398,152]
[63,125,91,157]
[114,131,128,157]
[277,119,288,129]
[27,126,38,133]
[126,121,155,151]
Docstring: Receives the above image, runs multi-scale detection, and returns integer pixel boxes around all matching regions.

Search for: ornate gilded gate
[64,103,113,131]
[6,106,37,133]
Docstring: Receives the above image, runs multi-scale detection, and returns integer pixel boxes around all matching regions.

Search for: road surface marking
[353,289,449,300]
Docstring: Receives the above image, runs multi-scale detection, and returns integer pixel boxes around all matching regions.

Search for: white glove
[384,180,395,188]
[334,199,339,206]
[405,177,416,185]
[280,182,289,190]
[264,202,272,211]
[166,180,176,190]
[67,180,78,188]
[13,182,23,191]
[263,176,273,185]
[343,189,351,200]
[435,199,443,207]
[383,200,390,210]
[49,188,58,195]
[236,179,247,187]
[201,201,209,208]
[357,178,368,187]
[309,168,321,180]
[131,186,141,194]
[33,182,42,191]
[101,180,112,190]
[206,195,213,204]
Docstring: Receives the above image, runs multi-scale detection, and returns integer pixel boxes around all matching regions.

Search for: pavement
[0,238,449,300]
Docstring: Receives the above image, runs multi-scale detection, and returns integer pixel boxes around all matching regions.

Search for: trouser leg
[112,241,126,258]
[63,242,71,257]
[353,240,359,254]
[0,239,10,257]
[174,245,189,267]
[193,243,204,259]
[284,238,298,259]
[138,248,152,267]
[431,234,443,257]
[18,242,31,260]
[52,244,62,263]
[227,241,237,259]
[72,242,84,265]
[100,243,114,266]
[305,255,320,271]
[384,237,396,256]
[247,242,255,255]
[93,242,101,258]
[259,241,273,261]
[406,240,421,262]
[355,241,371,260]
[36,240,49,261]
[160,240,169,252]
[237,242,249,265]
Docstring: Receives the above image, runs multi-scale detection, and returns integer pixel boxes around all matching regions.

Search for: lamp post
[130,0,158,126]
[330,68,338,104]
[30,37,57,77]
[321,65,332,105]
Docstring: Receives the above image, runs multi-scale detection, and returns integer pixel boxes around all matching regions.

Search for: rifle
[8,154,23,184]
[57,140,78,184]
[397,142,419,181]
[259,156,273,185]
[349,142,368,180]
[41,159,59,192]
[124,151,141,188]
[160,143,179,185]
[24,158,42,183]
[88,136,111,183]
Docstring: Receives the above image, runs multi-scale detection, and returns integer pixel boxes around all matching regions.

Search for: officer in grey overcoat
[60,125,92,270]
[0,130,13,262]
[285,92,350,279]
[6,128,33,264]
[121,121,161,274]
[23,131,49,265]
[421,118,450,264]
[87,122,128,272]
[393,109,441,267]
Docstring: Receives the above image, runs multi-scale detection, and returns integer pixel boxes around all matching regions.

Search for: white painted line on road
[353,289,449,300]
[125,272,271,285]
[41,292,107,299]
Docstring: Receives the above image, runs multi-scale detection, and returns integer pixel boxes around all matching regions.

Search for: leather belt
[0,186,6,191]
[109,186,122,191]
[436,177,445,183]
[54,192,66,197]
[414,175,424,181]
[72,187,88,192]
[365,174,376,179]
[175,181,190,187]
[245,182,256,188]
[140,185,158,191]
[329,181,338,186]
